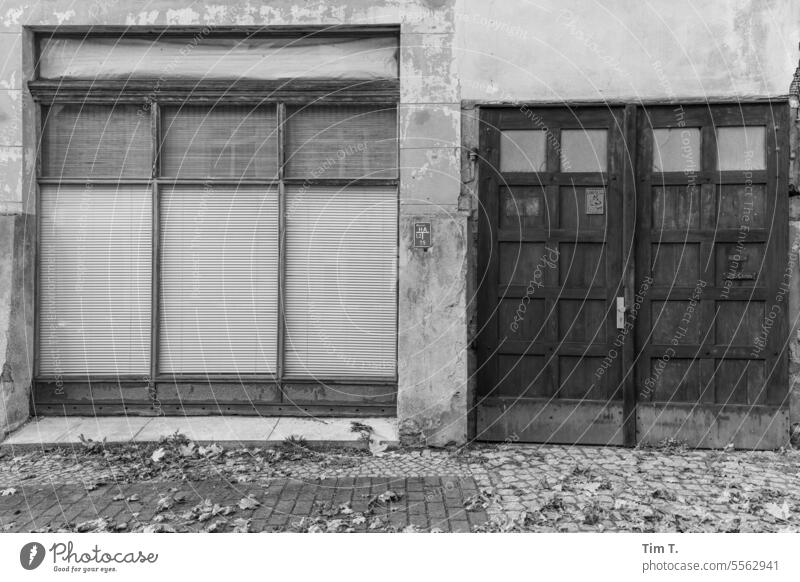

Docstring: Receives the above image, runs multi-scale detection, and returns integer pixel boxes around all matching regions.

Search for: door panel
[635,104,789,449]
[476,107,628,444]
[476,103,790,449]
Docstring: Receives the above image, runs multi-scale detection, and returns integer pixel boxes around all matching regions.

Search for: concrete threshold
[0,416,398,450]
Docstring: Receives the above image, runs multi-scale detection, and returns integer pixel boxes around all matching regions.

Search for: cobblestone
[1,442,800,532]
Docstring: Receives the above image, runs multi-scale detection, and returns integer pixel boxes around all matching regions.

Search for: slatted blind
[285,105,397,179]
[159,186,279,374]
[38,185,152,375]
[285,186,397,378]
[42,104,151,178]
[160,105,278,178]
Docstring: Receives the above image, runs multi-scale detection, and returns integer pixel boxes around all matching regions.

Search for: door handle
[616,297,626,329]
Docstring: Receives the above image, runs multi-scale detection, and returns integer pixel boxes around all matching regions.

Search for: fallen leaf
[143,524,177,533]
[199,444,223,457]
[464,493,491,511]
[179,443,196,458]
[205,520,226,533]
[239,495,260,511]
[151,448,167,463]
[326,519,344,532]
[156,497,173,513]
[580,483,602,495]
[76,518,110,533]
[352,514,366,525]
[764,501,791,521]
[338,502,354,515]
[126,494,140,503]
[369,490,401,508]
[231,518,250,533]
[369,440,389,456]
[0,488,17,496]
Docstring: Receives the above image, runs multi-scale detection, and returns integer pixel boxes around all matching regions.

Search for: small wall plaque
[414,222,432,248]
[586,188,605,215]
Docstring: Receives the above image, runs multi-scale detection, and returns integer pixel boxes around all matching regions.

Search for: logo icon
[20,542,46,570]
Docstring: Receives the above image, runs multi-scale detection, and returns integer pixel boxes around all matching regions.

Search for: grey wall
[1,0,799,444]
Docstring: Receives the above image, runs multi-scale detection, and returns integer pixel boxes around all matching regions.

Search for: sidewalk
[1,416,398,448]
[2,438,800,532]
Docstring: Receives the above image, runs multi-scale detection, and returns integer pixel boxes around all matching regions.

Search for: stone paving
[1,440,800,532]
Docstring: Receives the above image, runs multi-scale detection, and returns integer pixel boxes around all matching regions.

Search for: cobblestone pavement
[1,440,800,532]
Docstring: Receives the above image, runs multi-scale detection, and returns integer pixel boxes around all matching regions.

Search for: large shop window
[37,100,398,382]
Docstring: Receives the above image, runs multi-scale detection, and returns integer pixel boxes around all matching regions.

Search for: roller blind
[159,186,279,374]
[285,186,397,379]
[285,105,397,179]
[42,104,151,178]
[161,105,278,178]
[38,185,152,375]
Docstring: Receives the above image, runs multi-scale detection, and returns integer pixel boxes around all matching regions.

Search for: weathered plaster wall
[0,0,470,445]
[456,0,800,102]
[396,6,468,446]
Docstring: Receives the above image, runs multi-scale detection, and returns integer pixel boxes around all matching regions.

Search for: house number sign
[414,222,432,248]
[585,188,605,215]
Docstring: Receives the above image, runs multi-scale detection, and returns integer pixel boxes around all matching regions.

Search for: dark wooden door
[635,104,790,449]
[476,107,631,444]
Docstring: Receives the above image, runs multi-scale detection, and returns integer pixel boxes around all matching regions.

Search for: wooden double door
[476,104,789,449]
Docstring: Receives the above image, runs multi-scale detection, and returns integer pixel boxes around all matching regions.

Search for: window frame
[30,30,401,414]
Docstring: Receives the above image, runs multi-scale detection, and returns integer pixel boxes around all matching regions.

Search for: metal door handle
[616,297,626,329]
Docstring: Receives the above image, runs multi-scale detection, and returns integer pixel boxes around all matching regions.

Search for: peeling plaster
[53,10,75,25]
[166,8,200,25]
[1,8,23,29]
[136,10,160,25]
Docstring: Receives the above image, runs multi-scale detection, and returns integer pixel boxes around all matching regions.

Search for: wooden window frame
[29,30,401,414]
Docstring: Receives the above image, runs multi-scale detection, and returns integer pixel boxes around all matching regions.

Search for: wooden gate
[475,104,790,449]
[635,104,790,448]
[476,106,632,445]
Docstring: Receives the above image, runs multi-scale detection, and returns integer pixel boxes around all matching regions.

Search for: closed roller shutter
[285,186,397,379]
[38,185,152,375]
[285,104,397,179]
[42,104,151,178]
[160,105,278,178]
[159,186,279,374]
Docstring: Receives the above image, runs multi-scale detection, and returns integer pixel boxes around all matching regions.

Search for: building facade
[0,0,799,449]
